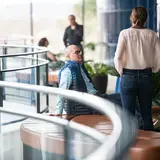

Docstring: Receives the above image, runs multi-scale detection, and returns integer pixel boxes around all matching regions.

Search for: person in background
[63,15,84,60]
[56,45,122,115]
[114,6,160,131]
[38,37,64,70]
[38,37,57,61]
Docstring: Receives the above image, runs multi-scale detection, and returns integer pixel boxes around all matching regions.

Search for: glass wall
[157,0,160,37]
[0,0,157,64]
[0,1,78,52]
[0,0,101,61]
[0,1,30,38]
[97,0,157,65]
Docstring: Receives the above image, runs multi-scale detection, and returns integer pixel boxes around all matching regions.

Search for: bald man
[56,45,122,115]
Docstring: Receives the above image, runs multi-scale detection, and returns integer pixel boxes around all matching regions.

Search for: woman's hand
[48,113,61,116]
[47,52,57,61]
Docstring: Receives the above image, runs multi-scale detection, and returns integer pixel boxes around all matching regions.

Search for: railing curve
[0,81,137,160]
[0,44,49,114]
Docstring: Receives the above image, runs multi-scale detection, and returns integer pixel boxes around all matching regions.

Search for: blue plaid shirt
[56,65,97,114]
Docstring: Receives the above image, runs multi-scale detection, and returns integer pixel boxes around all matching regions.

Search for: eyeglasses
[72,50,82,55]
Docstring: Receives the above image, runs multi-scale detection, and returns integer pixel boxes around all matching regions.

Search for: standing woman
[114,6,160,131]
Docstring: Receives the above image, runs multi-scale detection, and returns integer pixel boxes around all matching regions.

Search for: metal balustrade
[0,36,34,45]
[0,44,49,114]
[0,43,137,159]
[0,81,137,160]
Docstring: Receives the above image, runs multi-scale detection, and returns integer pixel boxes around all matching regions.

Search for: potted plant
[84,62,111,94]
[152,72,160,106]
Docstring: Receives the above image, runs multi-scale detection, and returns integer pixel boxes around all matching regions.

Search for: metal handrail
[0,36,34,41]
[0,108,105,143]
[0,81,137,160]
[0,44,48,58]
[0,44,49,114]
[1,56,48,72]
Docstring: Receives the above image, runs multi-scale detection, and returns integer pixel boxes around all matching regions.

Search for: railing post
[36,66,40,113]
[0,57,3,107]
[64,126,70,160]
[45,62,49,107]
[2,44,7,101]
[0,111,3,160]
[24,39,27,53]
[36,54,40,113]
[0,111,1,133]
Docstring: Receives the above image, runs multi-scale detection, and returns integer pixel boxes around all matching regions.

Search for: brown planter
[92,75,108,94]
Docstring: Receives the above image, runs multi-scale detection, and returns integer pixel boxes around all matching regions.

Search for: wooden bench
[20,107,160,160]
[48,71,58,87]
[71,114,160,160]
[21,115,74,160]
[20,114,98,160]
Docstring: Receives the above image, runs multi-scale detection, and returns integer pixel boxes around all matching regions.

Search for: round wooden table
[20,115,100,160]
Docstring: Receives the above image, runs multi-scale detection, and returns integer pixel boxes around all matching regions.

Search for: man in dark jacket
[63,15,83,59]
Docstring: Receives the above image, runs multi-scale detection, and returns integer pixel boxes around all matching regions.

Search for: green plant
[153,72,160,98]
[152,72,160,105]
[107,66,120,77]
[84,42,108,52]
[84,62,111,77]
[84,42,96,51]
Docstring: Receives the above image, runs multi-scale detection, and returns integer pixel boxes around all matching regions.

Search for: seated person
[56,45,122,115]
[38,37,57,61]
[38,37,64,70]
[54,45,154,129]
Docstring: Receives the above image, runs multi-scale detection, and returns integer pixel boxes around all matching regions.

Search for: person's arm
[56,68,72,114]
[114,31,126,76]
[76,25,83,42]
[79,25,83,41]
[63,28,68,47]
[153,35,160,73]
[80,66,97,95]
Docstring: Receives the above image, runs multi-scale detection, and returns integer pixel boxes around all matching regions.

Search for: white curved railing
[0,44,49,73]
[0,44,50,113]
[0,43,137,159]
[1,56,48,72]
[0,81,137,160]
[0,36,34,41]
[0,44,48,57]
[0,36,34,46]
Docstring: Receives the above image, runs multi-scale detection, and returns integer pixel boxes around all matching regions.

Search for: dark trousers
[102,93,143,128]
[102,93,122,106]
[91,93,122,115]
[120,68,154,131]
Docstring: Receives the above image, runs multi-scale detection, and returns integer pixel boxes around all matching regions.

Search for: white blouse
[114,27,160,75]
